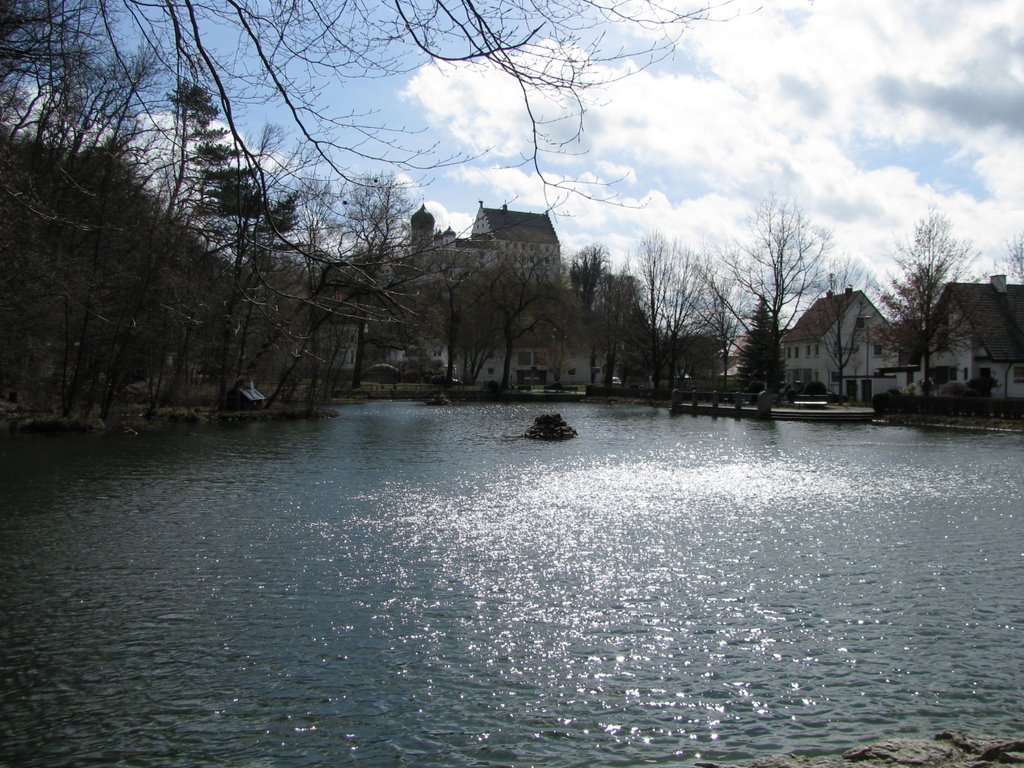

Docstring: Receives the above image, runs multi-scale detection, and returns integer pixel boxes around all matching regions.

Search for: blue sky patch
[850,137,988,201]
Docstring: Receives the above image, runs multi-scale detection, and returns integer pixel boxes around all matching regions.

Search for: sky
[370,0,1024,282]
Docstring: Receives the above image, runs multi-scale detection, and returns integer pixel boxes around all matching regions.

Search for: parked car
[611,376,622,385]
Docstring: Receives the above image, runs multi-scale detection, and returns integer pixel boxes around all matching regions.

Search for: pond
[2,402,1022,767]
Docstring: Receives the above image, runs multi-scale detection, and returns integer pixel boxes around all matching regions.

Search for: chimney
[844,286,853,294]
[991,274,1007,293]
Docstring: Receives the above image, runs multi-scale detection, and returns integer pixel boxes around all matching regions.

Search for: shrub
[872,392,890,413]
[938,381,971,397]
[967,376,998,397]
[746,380,765,393]
[802,380,829,397]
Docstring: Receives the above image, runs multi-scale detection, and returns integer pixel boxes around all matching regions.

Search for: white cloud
[401,0,1024,280]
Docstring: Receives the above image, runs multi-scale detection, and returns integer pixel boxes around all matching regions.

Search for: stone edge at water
[694,732,1024,768]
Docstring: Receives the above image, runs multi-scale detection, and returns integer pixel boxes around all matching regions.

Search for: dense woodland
[2,0,1015,420]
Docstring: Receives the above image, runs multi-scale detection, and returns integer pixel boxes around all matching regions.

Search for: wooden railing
[669,389,768,416]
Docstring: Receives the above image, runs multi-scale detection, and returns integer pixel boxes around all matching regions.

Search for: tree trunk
[351,318,367,389]
[500,324,514,389]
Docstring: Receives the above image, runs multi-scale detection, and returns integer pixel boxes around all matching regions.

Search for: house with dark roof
[782,287,898,401]
[928,275,1024,397]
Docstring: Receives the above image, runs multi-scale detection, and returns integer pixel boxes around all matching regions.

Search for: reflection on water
[1,403,1022,767]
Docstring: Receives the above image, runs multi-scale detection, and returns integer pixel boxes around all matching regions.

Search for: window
[786,347,791,359]
[806,345,811,357]
[814,344,819,357]
[1015,367,1024,383]
[873,343,883,356]
[794,347,799,359]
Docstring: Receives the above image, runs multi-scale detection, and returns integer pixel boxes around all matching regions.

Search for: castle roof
[474,204,558,245]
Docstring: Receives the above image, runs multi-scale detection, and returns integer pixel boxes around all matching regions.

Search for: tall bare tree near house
[569,244,608,383]
[594,271,636,385]
[340,175,416,389]
[1005,233,1024,283]
[485,249,561,389]
[458,273,505,384]
[661,244,706,388]
[416,240,487,386]
[816,256,879,396]
[722,196,832,389]
[878,209,976,392]
[629,232,705,388]
[698,257,744,388]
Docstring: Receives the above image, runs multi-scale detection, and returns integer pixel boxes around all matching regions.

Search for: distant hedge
[873,393,1024,419]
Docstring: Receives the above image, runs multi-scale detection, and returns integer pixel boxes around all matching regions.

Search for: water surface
[2,402,1022,766]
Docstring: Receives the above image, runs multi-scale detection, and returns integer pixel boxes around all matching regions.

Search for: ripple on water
[2,406,1022,766]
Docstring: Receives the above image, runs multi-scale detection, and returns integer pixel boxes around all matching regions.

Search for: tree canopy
[878,209,975,391]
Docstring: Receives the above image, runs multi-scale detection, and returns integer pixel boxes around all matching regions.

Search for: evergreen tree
[739,298,779,391]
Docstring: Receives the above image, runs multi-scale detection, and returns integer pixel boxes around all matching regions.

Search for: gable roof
[944,280,1024,361]
[474,204,559,245]
[783,290,868,343]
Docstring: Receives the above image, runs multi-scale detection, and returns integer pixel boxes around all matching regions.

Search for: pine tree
[739,297,780,391]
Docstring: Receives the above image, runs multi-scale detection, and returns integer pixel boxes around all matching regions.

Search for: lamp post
[859,313,872,402]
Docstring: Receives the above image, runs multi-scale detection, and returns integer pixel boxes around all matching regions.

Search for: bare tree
[100,0,716,201]
[878,209,975,392]
[817,256,879,395]
[484,248,561,389]
[569,243,608,383]
[1005,232,1024,283]
[628,231,705,388]
[698,257,744,388]
[722,196,832,388]
[340,174,416,388]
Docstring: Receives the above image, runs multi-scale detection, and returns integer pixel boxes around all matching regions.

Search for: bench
[794,399,828,409]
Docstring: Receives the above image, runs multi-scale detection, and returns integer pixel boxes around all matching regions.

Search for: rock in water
[524,412,578,440]
[692,732,1024,768]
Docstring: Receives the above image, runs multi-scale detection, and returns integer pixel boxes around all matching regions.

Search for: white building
[924,275,1024,398]
[781,288,898,401]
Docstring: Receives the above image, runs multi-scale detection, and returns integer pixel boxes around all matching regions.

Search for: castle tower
[410,204,435,254]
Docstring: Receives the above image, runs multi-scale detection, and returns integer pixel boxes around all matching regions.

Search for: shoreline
[4,397,1023,434]
[695,732,1024,768]
[3,404,338,434]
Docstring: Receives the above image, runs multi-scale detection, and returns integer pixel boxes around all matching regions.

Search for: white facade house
[924,275,1024,398]
[781,288,899,401]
